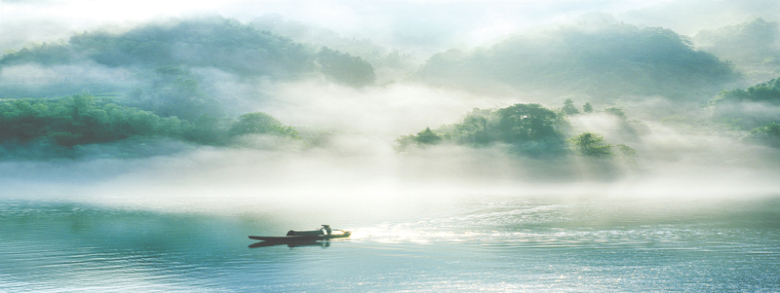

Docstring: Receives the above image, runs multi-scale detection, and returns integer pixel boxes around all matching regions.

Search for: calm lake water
[1,195,779,292]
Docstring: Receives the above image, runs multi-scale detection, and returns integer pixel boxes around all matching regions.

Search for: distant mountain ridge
[414,22,738,100]
[0,17,375,88]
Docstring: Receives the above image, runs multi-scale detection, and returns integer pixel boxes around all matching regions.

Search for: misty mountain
[0,17,376,96]
[415,22,738,100]
[1,18,311,78]
[0,13,776,164]
[619,0,780,35]
[250,14,417,71]
[693,18,780,83]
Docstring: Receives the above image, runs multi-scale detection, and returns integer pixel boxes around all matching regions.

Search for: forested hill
[693,18,780,83]
[0,17,377,159]
[0,17,375,87]
[415,22,739,100]
[717,77,780,104]
[708,77,780,133]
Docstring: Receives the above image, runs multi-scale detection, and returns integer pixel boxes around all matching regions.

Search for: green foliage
[0,93,300,157]
[0,17,315,79]
[394,127,442,151]
[228,112,298,138]
[495,104,561,143]
[250,14,412,71]
[317,47,376,87]
[182,114,228,145]
[447,108,493,146]
[744,122,780,148]
[0,94,185,147]
[73,18,313,77]
[583,102,594,113]
[414,127,442,145]
[561,99,580,115]
[615,144,637,156]
[603,107,626,117]
[397,104,567,156]
[717,77,780,104]
[416,23,737,99]
[569,132,612,157]
[0,18,382,104]
[753,122,780,136]
[0,42,79,66]
[0,17,383,86]
[710,78,780,130]
[126,67,225,121]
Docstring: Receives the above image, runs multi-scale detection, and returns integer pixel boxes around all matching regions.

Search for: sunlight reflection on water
[1,195,779,292]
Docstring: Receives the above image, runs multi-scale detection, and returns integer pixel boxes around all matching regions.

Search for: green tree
[570,132,612,156]
[395,103,567,157]
[716,77,780,104]
[604,107,625,117]
[0,94,188,148]
[710,79,780,130]
[182,114,226,145]
[495,103,560,143]
[228,112,298,138]
[317,47,376,87]
[70,94,95,121]
[561,98,580,115]
[451,108,493,146]
[127,69,225,121]
[414,127,442,145]
[583,102,593,113]
[744,122,780,147]
[394,127,443,151]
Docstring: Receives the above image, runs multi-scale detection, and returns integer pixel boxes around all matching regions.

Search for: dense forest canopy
[396,102,641,161]
[397,103,568,157]
[0,94,184,147]
[717,77,780,104]
[0,93,299,158]
[415,22,738,99]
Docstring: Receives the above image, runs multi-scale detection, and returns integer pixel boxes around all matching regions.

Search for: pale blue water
[1,196,779,292]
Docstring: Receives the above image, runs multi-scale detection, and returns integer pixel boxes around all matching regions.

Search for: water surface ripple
[1,196,779,292]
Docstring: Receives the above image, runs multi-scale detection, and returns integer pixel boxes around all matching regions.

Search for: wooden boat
[248,239,329,248]
[248,225,351,243]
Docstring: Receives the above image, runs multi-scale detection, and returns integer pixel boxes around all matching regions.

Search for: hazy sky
[1,0,677,53]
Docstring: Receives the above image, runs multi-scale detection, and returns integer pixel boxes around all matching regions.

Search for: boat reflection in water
[248,225,350,249]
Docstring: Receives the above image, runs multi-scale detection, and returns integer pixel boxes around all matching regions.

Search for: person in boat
[285,225,333,237]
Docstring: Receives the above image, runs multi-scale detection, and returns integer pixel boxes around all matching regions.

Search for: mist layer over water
[1,146,779,292]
